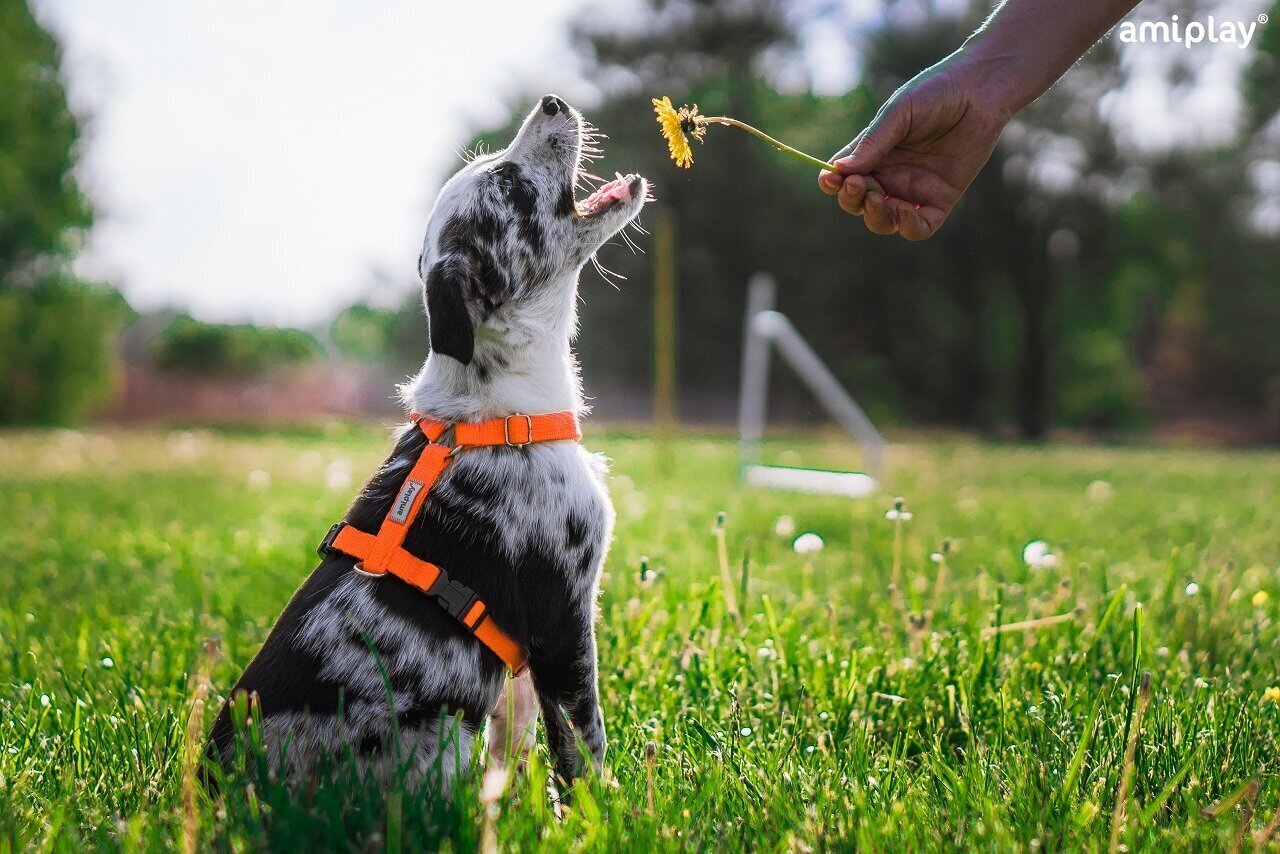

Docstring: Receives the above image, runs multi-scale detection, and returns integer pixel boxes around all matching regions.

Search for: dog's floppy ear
[424,257,475,365]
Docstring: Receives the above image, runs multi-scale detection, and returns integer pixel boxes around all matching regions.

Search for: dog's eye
[498,175,515,196]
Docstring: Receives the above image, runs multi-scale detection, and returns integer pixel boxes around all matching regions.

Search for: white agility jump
[737,273,884,496]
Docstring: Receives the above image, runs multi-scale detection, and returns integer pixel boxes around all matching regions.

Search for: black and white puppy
[206,94,647,791]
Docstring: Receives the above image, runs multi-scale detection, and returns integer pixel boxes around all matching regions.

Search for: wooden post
[652,208,678,433]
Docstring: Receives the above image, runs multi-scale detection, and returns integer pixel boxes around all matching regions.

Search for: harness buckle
[504,414,534,447]
[426,569,478,619]
[317,522,346,557]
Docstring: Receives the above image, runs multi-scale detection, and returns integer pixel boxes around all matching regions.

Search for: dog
[205,94,647,792]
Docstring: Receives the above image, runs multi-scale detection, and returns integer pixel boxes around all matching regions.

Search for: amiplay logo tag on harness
[390,479,424,524]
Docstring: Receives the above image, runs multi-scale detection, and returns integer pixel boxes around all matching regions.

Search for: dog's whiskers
[588,254,625,290]
[619,228,643,254]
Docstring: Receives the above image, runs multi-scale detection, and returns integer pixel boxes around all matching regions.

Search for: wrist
[954,33,1036,117]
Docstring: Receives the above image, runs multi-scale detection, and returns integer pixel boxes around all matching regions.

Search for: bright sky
[38,0,593,326]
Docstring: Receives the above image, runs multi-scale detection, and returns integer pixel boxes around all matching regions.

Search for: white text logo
[1117,13,1267,49]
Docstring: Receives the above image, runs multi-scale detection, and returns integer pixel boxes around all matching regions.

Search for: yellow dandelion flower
[652,97,704,168]
[1252,590,1269,607]
[649,95,859,180]
[1264,686,1280,704]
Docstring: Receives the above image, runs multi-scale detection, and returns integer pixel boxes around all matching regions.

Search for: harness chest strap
[317,412,582,675]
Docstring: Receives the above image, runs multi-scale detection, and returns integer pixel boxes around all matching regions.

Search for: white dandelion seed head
[793,532,825,554]
[100,657,114,669]
[740,727,752,737]
[1185,582,1200,596]
[930,552,943,563]
[40,694,50,707]
[1022,540,1058,569]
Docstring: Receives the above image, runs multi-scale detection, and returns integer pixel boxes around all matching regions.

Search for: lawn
[1,425,1278,850]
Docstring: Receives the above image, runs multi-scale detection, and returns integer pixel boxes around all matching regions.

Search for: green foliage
[0,277,131,424]
[1,429,1278,848]
[1055,328,1149,430]
[329,303,399,363]
[328,297,429,373]
[0,0,92,282]
[149,315,323,376]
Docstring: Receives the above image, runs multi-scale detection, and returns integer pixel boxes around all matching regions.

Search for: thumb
[831,97,911,175]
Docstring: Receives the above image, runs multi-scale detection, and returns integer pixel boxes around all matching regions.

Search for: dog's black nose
[541,94,565,116]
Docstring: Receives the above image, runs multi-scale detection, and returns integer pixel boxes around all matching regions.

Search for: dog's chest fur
[206,425,612,781]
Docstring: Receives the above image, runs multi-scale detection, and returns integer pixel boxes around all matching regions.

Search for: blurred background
[4,0,1278,442]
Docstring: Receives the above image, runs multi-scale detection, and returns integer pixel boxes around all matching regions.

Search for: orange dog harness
[317,411,582,674]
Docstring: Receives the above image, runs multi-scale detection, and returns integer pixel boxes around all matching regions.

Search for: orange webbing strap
[326,525,529,673]
[412,411,581,449]
[360,443,450,575]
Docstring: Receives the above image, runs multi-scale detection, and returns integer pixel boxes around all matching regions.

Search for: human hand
[818,56,1013,240]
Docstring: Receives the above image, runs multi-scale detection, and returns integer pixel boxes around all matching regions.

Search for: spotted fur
[206,94,647,791]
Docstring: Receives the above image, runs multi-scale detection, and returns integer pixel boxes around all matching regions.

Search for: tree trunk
[1014,228,1053,439]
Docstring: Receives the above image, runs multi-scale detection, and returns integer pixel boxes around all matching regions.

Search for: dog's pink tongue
[583,174,632,211]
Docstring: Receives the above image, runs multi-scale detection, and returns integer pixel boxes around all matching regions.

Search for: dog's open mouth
[577,172,642,218]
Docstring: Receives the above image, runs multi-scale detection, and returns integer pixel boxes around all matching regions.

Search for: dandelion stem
[891,516,905,613]
[930,552,949,616]
[980,609,1077,637]
[699,117,835,173]
[698,116,884,193]
[714,511,739,621]
[1109,671,1151,852]
[181,638,220,854]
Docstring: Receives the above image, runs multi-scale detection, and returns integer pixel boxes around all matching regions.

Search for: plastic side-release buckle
[317,522,346,557]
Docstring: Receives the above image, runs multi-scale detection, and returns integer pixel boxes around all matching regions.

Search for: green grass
[2,425,1279,850]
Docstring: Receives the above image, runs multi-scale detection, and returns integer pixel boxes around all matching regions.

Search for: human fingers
[861,192,899,235]
[889,198,947,241]
[836,174,871,215]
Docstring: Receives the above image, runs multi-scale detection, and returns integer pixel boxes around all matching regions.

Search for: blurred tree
[149,316,322,376]
[0,0,91,283]
[0,277,130,424]
[330,303,400,363]
[0,0,128,425]
[328,296,429,376]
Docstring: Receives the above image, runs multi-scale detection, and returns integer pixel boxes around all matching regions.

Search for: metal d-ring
[352,562,383,579]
